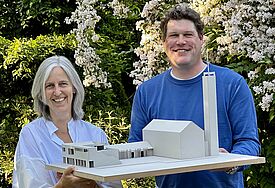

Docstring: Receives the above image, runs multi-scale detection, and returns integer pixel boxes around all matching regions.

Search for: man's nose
[176,34,186,44]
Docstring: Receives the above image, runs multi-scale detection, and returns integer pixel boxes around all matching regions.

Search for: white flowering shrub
[248,63,275,112]
[66,0,275,186]
[65,0,111,88]
[69,0,144,113]
[192,0,275,114]
[192,0,275,186]
[108,0,130,19]
[130,0,188,85]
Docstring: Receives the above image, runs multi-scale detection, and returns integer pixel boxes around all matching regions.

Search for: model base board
[46,153,265,182]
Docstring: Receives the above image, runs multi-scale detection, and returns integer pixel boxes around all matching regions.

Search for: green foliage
[123,177,156,187]
[0,0,76,38]
[87,110,130,145]
[205,16,275,187]
[3,34,76,80]
[244,134,275,188]
[81,2,157,185]
[0,0,274,187]
[0,34,76,186]
[91,0,146,104]
[0,0,144,186]
[243,58,275,188]
[0,96,34,184]
[85,109,156,187]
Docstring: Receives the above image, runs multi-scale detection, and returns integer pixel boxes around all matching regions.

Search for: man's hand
[210,148,238,174]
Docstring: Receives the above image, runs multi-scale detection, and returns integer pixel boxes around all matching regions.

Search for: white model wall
[143,119,205,159]
[179,124,205,158]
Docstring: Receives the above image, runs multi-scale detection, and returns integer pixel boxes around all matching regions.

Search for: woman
[12,56,121,188]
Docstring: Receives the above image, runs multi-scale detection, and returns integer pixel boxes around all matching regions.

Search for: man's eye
[170,34,178,37]
[185,33,193,37]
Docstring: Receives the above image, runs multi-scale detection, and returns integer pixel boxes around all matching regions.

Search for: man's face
[163,19,203,70]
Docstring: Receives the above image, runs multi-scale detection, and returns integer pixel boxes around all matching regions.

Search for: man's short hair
[160,4,204,41]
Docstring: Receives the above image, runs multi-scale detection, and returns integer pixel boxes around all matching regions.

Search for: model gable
[143,119,205,159]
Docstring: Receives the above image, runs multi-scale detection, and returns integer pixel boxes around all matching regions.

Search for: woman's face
[45,66,75,119]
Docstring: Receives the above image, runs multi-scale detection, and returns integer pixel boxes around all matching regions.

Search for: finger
[63,166,75,176]
[81,180,97,188]
[57,172,63,180]
[219,148,228,153]
[76,178,97,186]
[76,177,94,183]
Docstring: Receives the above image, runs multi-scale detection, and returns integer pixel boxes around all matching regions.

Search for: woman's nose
[53,87,62,95]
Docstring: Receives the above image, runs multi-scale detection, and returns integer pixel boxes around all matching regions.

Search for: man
[128,4,260,188]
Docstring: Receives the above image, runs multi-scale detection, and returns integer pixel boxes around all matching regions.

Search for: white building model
[62,72,219,168]
[62,141,154,168]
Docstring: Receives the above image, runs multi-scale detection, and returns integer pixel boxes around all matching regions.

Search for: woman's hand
[55,166,97,188]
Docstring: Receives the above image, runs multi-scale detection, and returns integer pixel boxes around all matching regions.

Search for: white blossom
[108,0,130,19]
[259,93,273,111]
[68,0,274,111]
[253,86,263,95]
[66,0,111,88]
[265,68,275,75]
[248,70,259,80]
[192,0,274,111]
[131,0,186,85]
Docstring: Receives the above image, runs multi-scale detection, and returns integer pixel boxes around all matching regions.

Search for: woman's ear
[200,34,204,42]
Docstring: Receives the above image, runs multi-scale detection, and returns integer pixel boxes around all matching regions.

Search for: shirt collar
[42,117,75,145]
[170,63,208,80]
[43,117,58,135]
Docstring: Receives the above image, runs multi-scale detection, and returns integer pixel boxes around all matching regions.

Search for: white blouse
[12,117,122,188]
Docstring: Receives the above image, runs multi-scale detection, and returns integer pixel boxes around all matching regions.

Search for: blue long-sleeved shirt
[129,64,260,188]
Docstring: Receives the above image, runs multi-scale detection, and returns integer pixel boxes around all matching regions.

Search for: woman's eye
[60,82,68,87]
[45,84,54,89]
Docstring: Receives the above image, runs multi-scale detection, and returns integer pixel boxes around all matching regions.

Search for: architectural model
[62,141,153,168]
[203,72,219,156]
[47,72,265,181]
[62,120,207,168]
[62,72,219,168]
